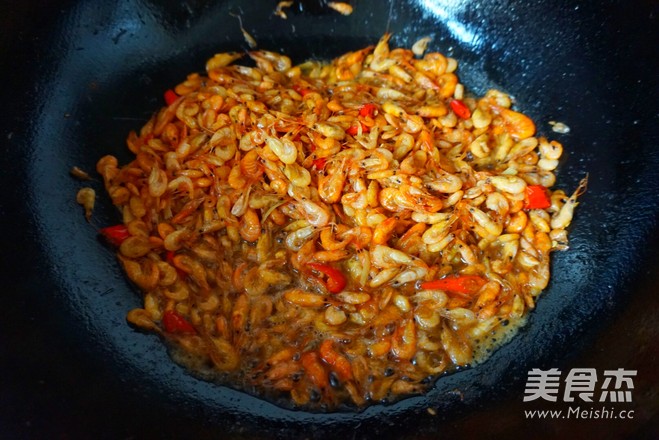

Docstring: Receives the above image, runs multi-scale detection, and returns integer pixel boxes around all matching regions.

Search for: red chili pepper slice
[420,275,487,295]
[164,89,178,106]
[162,310,196,334]
[99,225,131,246]
[525,185,551,210]
[359,103,378,118]
[292,84,311,97]
[308,263,347,293]
[313,157,327,170]
[346,122,369,136]
[450,99,471,119]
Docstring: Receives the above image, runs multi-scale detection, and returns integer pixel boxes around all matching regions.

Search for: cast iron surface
[1,0,658,438]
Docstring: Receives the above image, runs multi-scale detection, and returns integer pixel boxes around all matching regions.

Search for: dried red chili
[525,185,551,210]
[162,310,196,334]
[358,103,378,118]
[308,262,347,293]
[449,99,471,119]
[346,122,369,136]
[99,225,130,246]
[164,89,178,106]
[312,157,327,170]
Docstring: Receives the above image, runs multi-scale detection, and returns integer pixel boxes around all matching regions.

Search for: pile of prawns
[96,34,585,408]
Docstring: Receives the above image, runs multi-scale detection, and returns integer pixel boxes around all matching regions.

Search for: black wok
[1,0,658,438]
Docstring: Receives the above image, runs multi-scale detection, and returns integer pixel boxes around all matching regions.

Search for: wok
[1,0,658,438]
